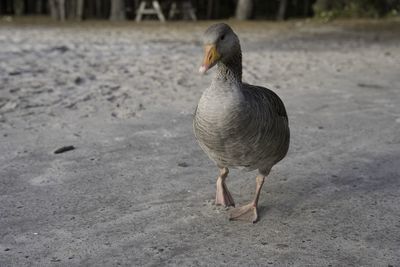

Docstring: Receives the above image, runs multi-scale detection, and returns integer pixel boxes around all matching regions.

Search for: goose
[193,23,290,223]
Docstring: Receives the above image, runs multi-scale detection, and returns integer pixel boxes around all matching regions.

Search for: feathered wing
[243,84,288,120]
[241,84,290,170]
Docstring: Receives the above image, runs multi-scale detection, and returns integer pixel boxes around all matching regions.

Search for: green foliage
[313,0,400,19]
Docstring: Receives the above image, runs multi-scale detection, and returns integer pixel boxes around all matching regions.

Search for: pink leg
[215,167,235,207]
[229,174,265,223]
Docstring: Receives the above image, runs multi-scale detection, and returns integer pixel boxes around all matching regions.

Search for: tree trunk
[58,0,66,21]
[13,0,24,16]
[36,0,43,14]
[86,0,94,18]
[76,0,84,20]
[95,0,102,17]
[49,0,59,19]
[110,0,126,20]
[67,0,77,19]
[235,0,253,20]
[48,0,66,21]
[277,0,288,20]
[207,0,213,19]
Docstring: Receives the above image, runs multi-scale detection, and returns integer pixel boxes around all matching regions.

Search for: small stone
[178,162,189,167]
[51,46,69,53]
[9,71,21,76]
[51,257,61,262]
[107,96,116,102]
[110,85,120,91]
[54,145,75,154]
[276,244,289,249]
[4,248,10,251]
[74,77,84,85]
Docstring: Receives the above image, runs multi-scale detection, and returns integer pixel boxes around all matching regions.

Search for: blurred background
[0,0,399,22]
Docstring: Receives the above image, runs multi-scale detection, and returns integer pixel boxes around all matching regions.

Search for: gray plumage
[193,23,290,176]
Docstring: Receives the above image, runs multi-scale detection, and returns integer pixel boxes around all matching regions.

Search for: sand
[1,19,400,266]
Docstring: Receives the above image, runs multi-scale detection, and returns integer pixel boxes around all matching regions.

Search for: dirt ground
[1,18,400,266]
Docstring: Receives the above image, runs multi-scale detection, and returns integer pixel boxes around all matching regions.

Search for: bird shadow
[257,151,400,221]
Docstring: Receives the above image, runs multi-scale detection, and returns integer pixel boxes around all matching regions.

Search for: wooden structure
[169,1,197,21]
[135,0,166,22]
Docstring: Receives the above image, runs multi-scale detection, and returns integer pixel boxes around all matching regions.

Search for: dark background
[0,0,399,21]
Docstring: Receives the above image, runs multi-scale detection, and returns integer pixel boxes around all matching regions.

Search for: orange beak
[199,44,220,74]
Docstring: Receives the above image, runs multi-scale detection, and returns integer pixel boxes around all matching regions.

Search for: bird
[193,23,290,223]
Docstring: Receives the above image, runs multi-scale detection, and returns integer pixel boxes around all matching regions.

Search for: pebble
[177,162,189,167]
[54,145,75,154]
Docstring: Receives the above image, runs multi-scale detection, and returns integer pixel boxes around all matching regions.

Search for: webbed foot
[229,203,258,223]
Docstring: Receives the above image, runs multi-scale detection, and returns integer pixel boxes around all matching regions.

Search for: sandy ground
[1,18,400,266]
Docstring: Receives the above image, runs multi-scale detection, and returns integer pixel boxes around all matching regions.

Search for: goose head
[199,23,241,74]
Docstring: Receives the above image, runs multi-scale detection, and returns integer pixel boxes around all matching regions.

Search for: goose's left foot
[229,203,258,223]
[229,174,266,223]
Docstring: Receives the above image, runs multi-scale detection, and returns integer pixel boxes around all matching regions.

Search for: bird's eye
[220,35,225,41]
